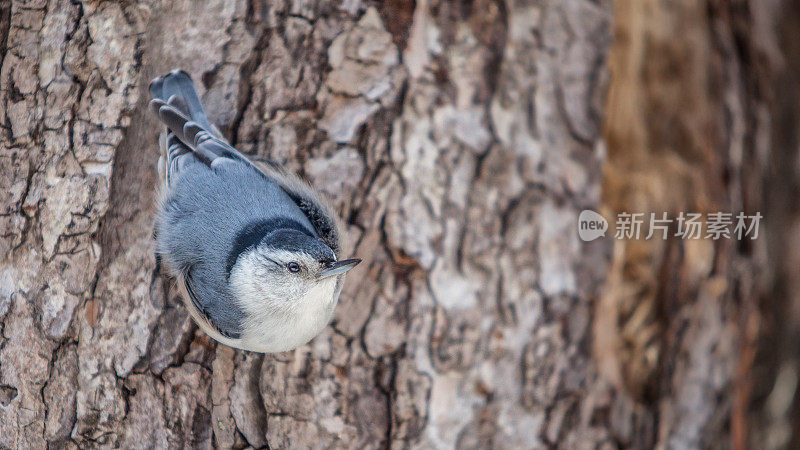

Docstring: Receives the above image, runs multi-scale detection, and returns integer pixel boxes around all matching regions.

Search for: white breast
[238,277,339,352]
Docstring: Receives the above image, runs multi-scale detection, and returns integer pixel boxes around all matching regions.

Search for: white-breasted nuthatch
[149,70,360,353]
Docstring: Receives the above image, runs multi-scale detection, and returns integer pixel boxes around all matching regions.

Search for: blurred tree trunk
[749,0,800,448]
[0,0,788,448]
[603,1,793,449]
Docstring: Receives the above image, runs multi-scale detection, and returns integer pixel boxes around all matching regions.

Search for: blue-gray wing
[183,268,241,339]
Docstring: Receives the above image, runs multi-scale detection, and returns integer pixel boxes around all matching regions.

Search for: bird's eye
[287,262,301,273]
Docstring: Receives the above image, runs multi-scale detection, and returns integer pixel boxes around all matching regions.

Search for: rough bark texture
[0,0,791,448]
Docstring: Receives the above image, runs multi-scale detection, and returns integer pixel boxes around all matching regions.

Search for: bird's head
[227,228,360,350]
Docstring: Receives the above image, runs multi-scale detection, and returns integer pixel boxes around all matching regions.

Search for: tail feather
[151,69,214,132]
[149,70,255,183]
[152,99,241,163]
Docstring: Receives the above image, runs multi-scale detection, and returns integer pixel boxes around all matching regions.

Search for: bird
[149,69,360,353]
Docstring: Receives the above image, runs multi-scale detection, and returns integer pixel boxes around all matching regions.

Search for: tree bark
[0,0,788,448]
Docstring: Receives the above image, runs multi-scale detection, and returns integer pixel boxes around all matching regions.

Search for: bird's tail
[149,69,216,135]
[149,70,248,186]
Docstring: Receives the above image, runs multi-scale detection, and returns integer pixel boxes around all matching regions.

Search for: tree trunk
[0,0,790,448]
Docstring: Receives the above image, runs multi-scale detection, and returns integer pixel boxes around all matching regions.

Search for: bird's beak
[318,258,361,279]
